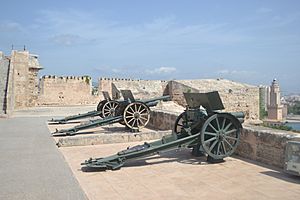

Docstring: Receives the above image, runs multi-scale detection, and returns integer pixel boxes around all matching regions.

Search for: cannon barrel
[142,95,170,104]
[52,116,123,136]
[228,111,245,124]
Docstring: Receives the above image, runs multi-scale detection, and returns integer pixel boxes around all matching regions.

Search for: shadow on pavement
[260,171,300,184]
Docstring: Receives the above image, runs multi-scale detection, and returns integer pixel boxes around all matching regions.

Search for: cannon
[81,91,244,170]
[49,91,117,124]
[52,90,170,136]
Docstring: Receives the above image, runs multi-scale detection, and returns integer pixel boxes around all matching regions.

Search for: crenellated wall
[38,75,99,105]
[167,79,259,120]
[99,77,168,99]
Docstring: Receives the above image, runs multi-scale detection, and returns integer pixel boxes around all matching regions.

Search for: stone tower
[267,79,283,121]
[0,50,42,116]
[10,50,43,109]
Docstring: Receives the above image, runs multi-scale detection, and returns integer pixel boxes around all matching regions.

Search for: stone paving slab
[0,117,87,200]
[12,105,96,117]
[59,142,300,200]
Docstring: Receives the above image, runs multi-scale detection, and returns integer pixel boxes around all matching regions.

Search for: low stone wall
[147,110,300,168]
[148,109,181,131]
[55,130,171,147]
[236,125,300,168]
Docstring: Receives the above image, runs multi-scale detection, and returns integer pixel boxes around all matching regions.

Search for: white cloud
[32,9,251,48]
[217,69,256,76]
[51,34,81,46]
[146,67,177,74]
[0,21,23,32]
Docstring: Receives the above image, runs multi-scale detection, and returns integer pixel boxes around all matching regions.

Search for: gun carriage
[82,91,244,170]
[49,91,118,124]
[52,90,170,136]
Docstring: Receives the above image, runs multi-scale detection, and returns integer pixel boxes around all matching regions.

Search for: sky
[0,0,299,94]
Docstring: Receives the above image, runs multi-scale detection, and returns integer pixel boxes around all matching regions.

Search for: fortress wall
[0,52,10,115]
[99,77,168,99]
[10,51,30,109]
[9,51,42,109]
[38,76,99,105]
[168,79,259,120]
[98,78,258,120]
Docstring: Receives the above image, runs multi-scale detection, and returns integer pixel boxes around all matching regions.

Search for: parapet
[41,75,92,83]
[99,77,167,82]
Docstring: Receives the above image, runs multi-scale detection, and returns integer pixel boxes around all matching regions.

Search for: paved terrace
[0,105,299,200]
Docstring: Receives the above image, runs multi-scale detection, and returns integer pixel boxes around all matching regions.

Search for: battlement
[99,77,167,82]
[41,75,91,83]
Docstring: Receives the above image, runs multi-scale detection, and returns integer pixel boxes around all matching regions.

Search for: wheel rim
[101,100,119,118]
[174,113,184,135]
[97,100,107,111]
[123,102,150,130]
[201,113,240,160]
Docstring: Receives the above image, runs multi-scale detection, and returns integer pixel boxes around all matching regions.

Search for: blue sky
[0,0,299,94]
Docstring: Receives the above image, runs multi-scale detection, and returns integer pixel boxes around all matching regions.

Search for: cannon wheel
[123,102,150,130]
[200,113,241,160]
[174,112,204,138]
[97,100,107,117]
[174,112,185,135]
[101,100,120,118]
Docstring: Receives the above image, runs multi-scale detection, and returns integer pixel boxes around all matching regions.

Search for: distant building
[267,79,283,121]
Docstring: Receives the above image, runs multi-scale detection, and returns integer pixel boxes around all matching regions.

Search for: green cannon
[81,91,244,170]
[52,90,170,136]
[49,91,116,124]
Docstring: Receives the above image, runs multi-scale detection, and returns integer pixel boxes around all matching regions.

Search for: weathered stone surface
[0,52,10,115]
[167,79,259,120]
[235,125,300,168]
[38,76,99,106]
[99,77,168,99]
[55,130,171,147]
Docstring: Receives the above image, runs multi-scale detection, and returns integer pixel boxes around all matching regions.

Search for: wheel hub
[110,108,115,114]
[216,131,225,141]
[134,112,140,119]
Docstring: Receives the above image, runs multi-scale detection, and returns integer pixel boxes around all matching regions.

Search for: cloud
[0,21,23,32]
[146,67,177,74]
[50,34,81,46]
[217,69,256,76]
[32,9,251,49]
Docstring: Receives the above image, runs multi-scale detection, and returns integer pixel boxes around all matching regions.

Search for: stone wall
[235,125,300,168]
[99,77,168,99]
[147,109,300,169]
[0,52,10,116]
[9,51,42,109]
[38,75,99,105]
[167,79,259,120]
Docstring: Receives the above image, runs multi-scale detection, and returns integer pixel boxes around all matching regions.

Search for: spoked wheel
[101,100,120,118]
[97,100,107,117]
[174,112,185,135]
[174,111,204,138]
[123,102,150,130]
[97,100,107,111]
[200,113,241,160]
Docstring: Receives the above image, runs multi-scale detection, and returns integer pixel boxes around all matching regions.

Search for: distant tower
[267,79,283,121]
